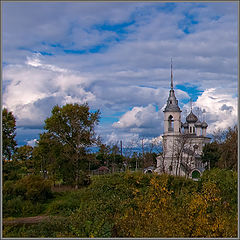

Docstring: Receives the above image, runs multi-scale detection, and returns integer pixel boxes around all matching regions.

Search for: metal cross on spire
[171,58,173,89]
[190,98,193,111]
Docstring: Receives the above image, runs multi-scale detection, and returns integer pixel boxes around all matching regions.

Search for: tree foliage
[202,125,238,171]
[2,108,17,161]
[3,170,237,238]
[44,103,100,188]
[202,142,221,169]
[33,132,63,182]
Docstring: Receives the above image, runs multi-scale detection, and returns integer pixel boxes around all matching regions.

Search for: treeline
[202,125,238,171]
[2,104,157,188]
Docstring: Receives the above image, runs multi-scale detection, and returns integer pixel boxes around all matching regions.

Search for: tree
[218,125,237,171]
[2,108,17,161]
[12,145,34,175]
[202,125,238,171]
[33,132,63,182]
[202,142,221,169]
[96,143,111,167]
[44,103,100,188]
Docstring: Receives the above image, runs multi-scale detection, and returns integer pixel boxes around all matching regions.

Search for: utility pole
[142,139,145,167]
[120,140,123,156]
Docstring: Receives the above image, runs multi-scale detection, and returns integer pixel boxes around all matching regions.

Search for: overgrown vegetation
[2,106,238,238]
[202,125,238,170]
[3,170,238,238]
[3,175,52,218]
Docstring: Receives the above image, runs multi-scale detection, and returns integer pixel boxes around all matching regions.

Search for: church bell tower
[163,59,181,135]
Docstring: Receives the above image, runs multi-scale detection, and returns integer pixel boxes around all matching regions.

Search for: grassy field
[3,169,238,238]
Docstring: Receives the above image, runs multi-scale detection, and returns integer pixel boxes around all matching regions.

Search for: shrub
[3,175,53,217]
[46,192,83,216]
[200,168,238,211]
[3,171,238,238]
[14,175,53,202]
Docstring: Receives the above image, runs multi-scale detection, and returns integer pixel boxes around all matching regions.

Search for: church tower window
[168,115,174,132]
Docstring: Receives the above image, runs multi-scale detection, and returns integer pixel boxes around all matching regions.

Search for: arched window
[168,115,173,132]
[190,126,192,133]
[193,127,195,133]
[192,170,201,179]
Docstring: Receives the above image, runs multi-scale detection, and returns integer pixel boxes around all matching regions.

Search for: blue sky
[2,2,238,147]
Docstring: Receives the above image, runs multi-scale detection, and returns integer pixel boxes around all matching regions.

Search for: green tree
[218,125,237,170]
[202,142,221,169]
[11,145,34,177]
[44,103,100,188]
[2,108,17,161]
[13,145,33,165]
[96,143,111,167]
[33,132,63,182]
[202,125,238,171]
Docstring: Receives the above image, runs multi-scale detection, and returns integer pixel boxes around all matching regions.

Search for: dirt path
[3,215,61,225]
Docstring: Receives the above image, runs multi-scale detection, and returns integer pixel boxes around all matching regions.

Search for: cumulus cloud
[112,104,163,142]
[3,53,96,127]
[191,88,237,132]
[113,104,160,129]
[2,2,238,145]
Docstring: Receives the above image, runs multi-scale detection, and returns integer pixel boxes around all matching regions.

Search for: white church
[155,63,211,179]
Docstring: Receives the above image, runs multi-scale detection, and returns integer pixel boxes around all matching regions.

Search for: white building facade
[155,64,210,178]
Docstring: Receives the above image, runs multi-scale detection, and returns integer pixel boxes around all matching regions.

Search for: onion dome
[201,121,208,128]
[186,110,198,123]
[194,120,202,127]
[183,122,189,128]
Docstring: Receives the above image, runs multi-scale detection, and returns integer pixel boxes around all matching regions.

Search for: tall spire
[190,98,193,111]
[164,58,181,113]
[171,58,173,89]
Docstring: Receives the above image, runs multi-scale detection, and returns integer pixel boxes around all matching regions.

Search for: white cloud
[191,88,237,133]
[3,53,96,127]
[27,138,38,147]
[113,104,160,129]
[2,2,238,145]
[26,53,68,73]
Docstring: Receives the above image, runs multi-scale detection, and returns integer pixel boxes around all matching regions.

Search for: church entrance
[191,170,201,179]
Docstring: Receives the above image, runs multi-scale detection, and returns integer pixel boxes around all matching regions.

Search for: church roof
[194,120,202,127]
[163,89,181,112]
[186,110,198,123]
[163,60,181,113]
[201,121,208,128]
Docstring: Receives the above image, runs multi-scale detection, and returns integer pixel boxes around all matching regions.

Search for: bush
[3,197,44,218]
[3,217,73,238]
[200,168,238,212]
[46,191,83,216]
[3,175,53,218]
[13,175,53,202]
[3,171,238,238]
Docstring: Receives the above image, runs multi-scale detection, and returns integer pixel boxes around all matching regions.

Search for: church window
[169,165,173,171]
[170,100,172,104]
[192,170,201,179]
[168,115,173,132]
[190,126,192,133]
[193,127,195,133]
[193,145,198,149]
